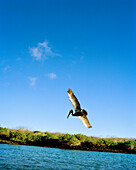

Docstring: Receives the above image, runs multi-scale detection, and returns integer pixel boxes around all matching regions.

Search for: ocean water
[0,144,135,169]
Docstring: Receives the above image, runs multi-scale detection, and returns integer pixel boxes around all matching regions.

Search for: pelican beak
[67,113,70,119]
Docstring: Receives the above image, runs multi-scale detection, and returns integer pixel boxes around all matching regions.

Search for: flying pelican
[67,88,92,128]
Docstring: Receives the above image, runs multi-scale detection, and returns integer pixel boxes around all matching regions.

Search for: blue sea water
[0,144,136,169]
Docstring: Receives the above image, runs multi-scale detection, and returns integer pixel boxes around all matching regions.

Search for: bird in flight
[67,88,92,128]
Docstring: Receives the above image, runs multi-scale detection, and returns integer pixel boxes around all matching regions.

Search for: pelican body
[67,88,92,128]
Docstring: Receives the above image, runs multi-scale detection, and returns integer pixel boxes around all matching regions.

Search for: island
[0,126,135,154]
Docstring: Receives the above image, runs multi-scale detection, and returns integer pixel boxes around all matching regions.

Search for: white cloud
[47,73,57,80]
[29,41,61,61]
[30,47,42,61]
[28,77,38,86]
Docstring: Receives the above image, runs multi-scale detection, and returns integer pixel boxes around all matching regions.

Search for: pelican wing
[68,89,81,112]
[78,115,92,128]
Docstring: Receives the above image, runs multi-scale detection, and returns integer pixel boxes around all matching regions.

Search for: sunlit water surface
[0,144,136,169]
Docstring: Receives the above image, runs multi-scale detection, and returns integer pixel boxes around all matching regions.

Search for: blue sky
[0,0,135,138]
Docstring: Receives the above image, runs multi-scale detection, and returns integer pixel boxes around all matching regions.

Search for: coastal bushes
[0,126,135,154]
[60,134,80,146]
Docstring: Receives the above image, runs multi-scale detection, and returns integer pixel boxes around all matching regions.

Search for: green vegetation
[0,126,135,154]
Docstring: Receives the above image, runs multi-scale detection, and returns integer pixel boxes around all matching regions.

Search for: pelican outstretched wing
[78,115,92,128]
[67,88,81,112]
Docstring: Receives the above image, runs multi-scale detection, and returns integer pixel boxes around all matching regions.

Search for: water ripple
[0,144,136,169]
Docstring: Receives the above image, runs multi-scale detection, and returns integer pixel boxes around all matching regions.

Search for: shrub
[26,132,35,142]
[45,133,58,140]
[75,134,88,142]
[67,136,80,146]
[124,141,136,150]
[60,134,80,146]
[9,131,26,142]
